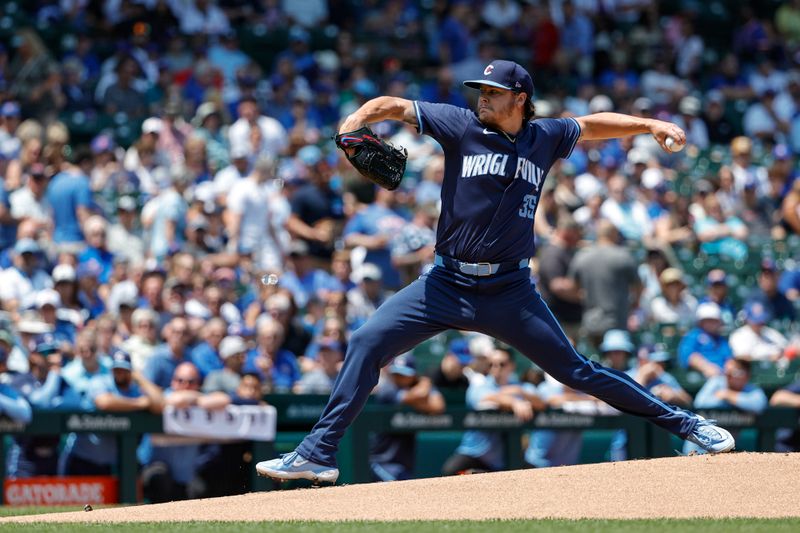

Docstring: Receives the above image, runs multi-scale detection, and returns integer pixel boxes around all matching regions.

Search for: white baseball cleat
[685,417,735,454]
[256,451,339,484]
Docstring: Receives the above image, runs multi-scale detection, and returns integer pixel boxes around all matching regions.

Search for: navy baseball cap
[110,349,133,371]
[464,60,535,100]
[389,353,417,377]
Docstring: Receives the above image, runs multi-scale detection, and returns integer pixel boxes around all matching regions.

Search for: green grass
[0,520,799,532]
[0,506,81,517]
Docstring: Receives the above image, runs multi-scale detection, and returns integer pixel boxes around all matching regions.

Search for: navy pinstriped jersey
[414,101,581,263]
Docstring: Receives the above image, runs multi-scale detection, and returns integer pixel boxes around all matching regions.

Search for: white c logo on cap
[484,65,494,76]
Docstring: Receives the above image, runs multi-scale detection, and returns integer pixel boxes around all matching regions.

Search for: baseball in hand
[665,136,685,152]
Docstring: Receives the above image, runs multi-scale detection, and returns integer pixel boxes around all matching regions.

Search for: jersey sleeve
[414,101,472,149]
[536,117,582,164]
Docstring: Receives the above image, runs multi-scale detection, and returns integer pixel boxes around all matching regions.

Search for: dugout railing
[1,399,799,503]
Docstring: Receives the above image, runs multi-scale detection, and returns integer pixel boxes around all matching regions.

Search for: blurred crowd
[3,0,800,498]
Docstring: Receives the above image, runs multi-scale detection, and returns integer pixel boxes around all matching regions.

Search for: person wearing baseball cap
[0,238,50,313]
[729,301,788,362]
[677,302,732,378]
[629,346,691,406]
[746,259,795,321]
[61,346,162,476]
[294,337,344,394]
[369,352,445,481]
[700,268,736,327]
[202,335,248,395]
[432,338,472,390]
[259,48,738,485]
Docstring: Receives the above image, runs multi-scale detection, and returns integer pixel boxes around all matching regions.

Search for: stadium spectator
[344,187,408,290]
[142,164,192,261]
[143,317,193,390]
[599,329,635,373]
[677,302,733,377]
[106,196,145,265]
[203,335,248,395]
[4,339,63,477]
[390,202,437,287]
[525,375,602,469]
[122,309,160,372]
[293,337,344,394]
[770,378,800,452]
[347,263,388,332]
[190,317,228,378]
[369,353,444,481]
[536,215,583,341]
[244,315,300,393]
[0,239,52,313]
[694,194,749,262]
[443,348,544,476]
[225,155,286,271]
[729,302,788,362]
[570,220,639,346]
[430,338,472,391]
[684,358,767,455]
[140,361,230,503]
[748,259,795,321]
[0,340,32,424]
[279,240,338,310]
[648,267,698,330]
[700,269,737,328]
[60,346,160,475]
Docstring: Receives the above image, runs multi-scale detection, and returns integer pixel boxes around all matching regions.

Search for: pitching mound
[4,453,798,522]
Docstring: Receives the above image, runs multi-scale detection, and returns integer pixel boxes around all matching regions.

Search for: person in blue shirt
[747,259,794,321]
[189,317,227,378]
[677,302,733,378]
[610,346,693,462]
[257,59,736,484]
[684,358,767,455]
[143,317,194,390]
[76,260,106,321]
[4,340,67,478]
[0,345,32,424]
[244,316,300,393]
[344,187,409,290]
[61,328,111,399]
[442,348,543,475]
[278,240,338,310]
[60,349,161,475]
[45,148,93,249]
[77,216,115,284]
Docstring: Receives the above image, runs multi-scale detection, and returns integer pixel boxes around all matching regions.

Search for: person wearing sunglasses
[442,348,545,476]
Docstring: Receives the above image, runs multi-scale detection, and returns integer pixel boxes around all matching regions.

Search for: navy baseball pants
[296,264,698,467]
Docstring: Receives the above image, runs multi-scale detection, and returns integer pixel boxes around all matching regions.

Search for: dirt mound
[4,453,797,522]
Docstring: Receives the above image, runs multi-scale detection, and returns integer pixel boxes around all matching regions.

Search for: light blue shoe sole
[256,461,339,484]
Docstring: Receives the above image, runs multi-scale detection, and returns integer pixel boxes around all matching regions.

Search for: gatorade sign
[3,477,118,506]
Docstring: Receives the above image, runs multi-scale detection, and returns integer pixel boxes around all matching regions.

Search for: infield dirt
[3,453,798,522]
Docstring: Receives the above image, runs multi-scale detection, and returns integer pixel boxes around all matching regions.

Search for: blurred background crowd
[3,0,800,499]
